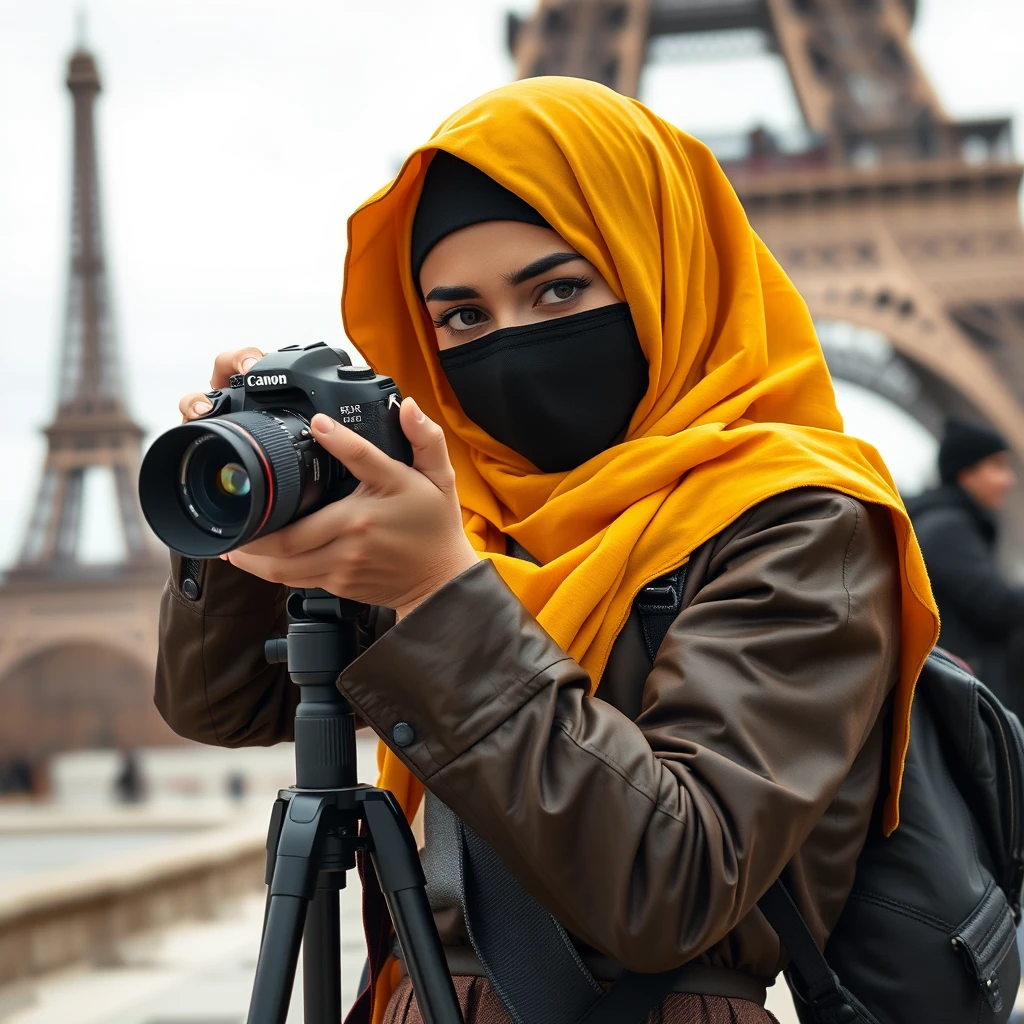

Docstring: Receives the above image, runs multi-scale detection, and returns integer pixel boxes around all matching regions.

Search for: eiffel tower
[509,0,1024,555]
[0,44,175,761]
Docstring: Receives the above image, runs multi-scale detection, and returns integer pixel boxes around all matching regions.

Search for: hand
[176,346,265,422]
[225,398,479,616]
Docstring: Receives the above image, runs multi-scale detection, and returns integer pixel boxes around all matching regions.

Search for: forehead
[418,221,576,288]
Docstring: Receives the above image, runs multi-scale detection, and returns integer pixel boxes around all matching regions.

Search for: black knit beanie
[411,151,549,281]
[939,417,1009,484]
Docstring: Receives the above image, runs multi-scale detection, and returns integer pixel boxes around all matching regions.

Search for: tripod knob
[265,637,289,665]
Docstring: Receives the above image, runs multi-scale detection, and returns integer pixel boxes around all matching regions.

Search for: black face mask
[437,303,649,473]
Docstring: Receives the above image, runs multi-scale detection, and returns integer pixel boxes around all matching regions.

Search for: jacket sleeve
[155,554,296,745]
[917,509,1024,639]
[155,556,394,745]
[336,493,900,972]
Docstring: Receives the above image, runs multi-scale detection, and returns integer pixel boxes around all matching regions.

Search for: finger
[399,398,456,493]
[230,542,339,583]
[226,550,326,590]
[236,492,377,559]
[179,391,214,422]
[310,414,406,491]
[210,346,265,388]
[235,502,346,559]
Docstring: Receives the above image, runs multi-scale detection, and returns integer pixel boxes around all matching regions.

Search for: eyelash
[432,276,594,333]
[539,276,592,303]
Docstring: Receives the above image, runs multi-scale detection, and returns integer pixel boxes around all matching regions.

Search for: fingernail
[218,553,229,561]
[192,400,213,416]
[410,398,425,423]
[241,357,257,372]
[311,413,335,434]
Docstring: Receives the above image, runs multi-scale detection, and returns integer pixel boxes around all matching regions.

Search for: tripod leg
[303,886,341,1024]
[361,790,464,1024]
[248,795,329,1024]
[249,895,307,1023]
[261,797,288,945]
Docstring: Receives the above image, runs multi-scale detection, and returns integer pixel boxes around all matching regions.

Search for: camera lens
[138,410,330,558]
[216,463,251,497]
[181,437,254,532]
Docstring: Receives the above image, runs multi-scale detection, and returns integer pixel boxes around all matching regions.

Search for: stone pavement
[0,880,802,1024]
[6,875,1024,1024]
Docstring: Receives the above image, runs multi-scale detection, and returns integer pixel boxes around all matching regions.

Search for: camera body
[138,343,412,559]
[205,342,406,468]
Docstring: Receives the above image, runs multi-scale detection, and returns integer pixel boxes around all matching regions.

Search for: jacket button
[392,722,415,748]
[181,577,201,601]
[836,1006,856,1022]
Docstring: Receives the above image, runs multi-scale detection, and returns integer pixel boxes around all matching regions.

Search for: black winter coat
[908,484,1024,713]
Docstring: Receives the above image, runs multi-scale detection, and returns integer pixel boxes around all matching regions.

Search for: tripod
[246,588,464,1024]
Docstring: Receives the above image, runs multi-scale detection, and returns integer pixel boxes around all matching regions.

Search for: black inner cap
[411,151,550,281]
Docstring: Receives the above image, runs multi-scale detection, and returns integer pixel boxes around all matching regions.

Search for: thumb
[400,398,455,492]
[310,413,403,491]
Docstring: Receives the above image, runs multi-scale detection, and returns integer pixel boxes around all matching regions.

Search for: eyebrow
[423,285,482,302]
[504,251,584,286]
[422,251,585,304]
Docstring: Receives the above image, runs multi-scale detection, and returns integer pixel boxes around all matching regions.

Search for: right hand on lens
[177,347,265,423]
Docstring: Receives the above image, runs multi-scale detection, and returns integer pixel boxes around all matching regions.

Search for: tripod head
[265,587,367,790]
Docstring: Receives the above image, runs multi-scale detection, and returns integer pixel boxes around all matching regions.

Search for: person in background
[909,417,1024,713]
[226,770,248,803]
[113,749,147,804]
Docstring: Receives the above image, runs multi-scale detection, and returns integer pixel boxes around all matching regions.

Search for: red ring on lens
[216,419,276,537]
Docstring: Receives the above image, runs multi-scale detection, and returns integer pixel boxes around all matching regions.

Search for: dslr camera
[138,343,412,558]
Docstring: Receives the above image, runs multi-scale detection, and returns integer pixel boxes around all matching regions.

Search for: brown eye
[537,278,590,306]
[444,307,488,332]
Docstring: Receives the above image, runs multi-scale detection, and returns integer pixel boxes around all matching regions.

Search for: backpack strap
[757,881,881,1024]
[457,810,683,1024]
[636,565,688,662]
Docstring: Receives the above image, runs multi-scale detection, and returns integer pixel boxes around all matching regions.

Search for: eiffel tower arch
[0,44,175,762]
[509,0,1024,554]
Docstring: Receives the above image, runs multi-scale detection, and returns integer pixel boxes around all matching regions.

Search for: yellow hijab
[342,75,938,1017]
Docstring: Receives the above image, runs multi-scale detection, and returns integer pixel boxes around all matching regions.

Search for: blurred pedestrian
[113,749,147,804]
[909,417,1024,714]
[0,757,35,796]
[226,770,247,803]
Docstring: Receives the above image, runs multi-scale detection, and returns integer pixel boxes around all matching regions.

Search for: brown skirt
[383,975,780,1024]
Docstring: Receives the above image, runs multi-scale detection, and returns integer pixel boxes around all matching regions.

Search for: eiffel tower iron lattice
[508,0,1024,556]
[12,45,154,579]
[0,44,173,762]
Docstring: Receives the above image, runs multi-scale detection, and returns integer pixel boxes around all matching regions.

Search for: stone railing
[0,808,268,987]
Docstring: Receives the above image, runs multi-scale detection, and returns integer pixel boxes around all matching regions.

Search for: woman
[159,77,939,1024]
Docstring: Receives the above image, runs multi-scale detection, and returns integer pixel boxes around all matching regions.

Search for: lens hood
[139,418,271,558]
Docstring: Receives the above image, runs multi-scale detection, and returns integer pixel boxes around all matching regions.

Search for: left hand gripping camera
[138,343,412,559]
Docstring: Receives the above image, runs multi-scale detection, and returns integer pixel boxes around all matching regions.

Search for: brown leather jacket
[155,487,900,990]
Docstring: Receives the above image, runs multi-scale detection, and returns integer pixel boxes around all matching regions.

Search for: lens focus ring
[227,411,305,537]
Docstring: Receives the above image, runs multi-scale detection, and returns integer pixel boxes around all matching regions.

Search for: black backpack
[636,568,1024,1024]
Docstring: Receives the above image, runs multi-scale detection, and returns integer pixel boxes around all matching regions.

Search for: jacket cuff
[337,560,579,778]
[167,553,286,615]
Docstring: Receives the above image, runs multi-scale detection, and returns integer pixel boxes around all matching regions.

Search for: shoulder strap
[757,882,881,1024]
[636,565,688,662]
[457,811,678,1024]
[571,968,684,1024]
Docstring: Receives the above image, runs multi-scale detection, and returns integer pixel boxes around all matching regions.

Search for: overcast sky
[1,0,1022,566]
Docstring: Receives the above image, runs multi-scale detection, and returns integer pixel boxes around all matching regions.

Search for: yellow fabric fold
[341,77,939,1021]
